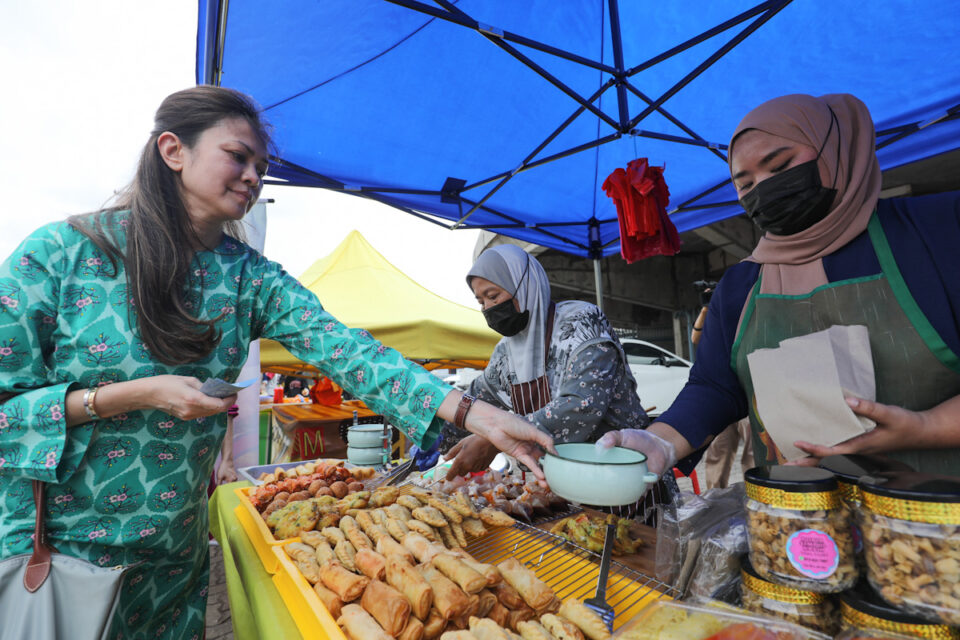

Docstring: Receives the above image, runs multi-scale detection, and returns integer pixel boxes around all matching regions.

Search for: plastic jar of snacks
[745,466,857,593]
[740,560,839,634]
[837,580,960,640]
[859,472,960,625]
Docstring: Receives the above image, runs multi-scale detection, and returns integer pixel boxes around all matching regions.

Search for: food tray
[233,486,299,573]
[271,519,677,639]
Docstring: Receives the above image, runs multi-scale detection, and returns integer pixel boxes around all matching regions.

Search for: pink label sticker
[786,529,839,579]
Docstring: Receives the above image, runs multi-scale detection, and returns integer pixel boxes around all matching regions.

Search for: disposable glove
[595,428,677,476]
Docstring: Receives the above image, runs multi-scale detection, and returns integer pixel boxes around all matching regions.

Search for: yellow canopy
[260,230,498,373]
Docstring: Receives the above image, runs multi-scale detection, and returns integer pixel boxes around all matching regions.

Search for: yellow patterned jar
[745,465,858,592]
[740,560,839,634]
[837,580,960,639]
[859,472,960,626]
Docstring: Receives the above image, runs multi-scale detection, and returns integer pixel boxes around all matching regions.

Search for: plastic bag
[687,515,749,603]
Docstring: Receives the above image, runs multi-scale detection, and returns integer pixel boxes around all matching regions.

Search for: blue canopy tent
[196,0,959,267]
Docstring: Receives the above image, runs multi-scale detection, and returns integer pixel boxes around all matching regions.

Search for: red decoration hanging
[602,158,680,263]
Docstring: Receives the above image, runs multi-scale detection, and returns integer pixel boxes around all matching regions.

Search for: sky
[0,1,483,307]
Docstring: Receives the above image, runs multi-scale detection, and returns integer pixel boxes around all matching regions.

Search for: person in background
[0,86,552,639]
[600,93,960,478]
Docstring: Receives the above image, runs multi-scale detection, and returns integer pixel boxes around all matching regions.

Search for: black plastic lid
[818,454,914,485]
[744,465,838,493]
[839,580,937,625]
[859,471,960,503]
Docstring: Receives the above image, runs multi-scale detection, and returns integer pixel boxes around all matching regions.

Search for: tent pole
[593,259,604,312]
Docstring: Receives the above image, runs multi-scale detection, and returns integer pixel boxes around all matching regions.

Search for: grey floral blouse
[440,301,648,452]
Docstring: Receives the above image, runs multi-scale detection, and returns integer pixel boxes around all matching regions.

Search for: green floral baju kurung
[0,212,450,639]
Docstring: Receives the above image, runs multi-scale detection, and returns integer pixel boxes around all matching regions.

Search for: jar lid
[745,465,838,493]
[818,455,914,485]
[859,471,960,504]
[741,560,827,604]
[838,581,960,638]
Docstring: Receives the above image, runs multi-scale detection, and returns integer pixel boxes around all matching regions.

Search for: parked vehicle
[619,338,691,417]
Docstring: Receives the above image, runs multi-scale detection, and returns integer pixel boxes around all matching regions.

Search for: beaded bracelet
[83,387,100,419]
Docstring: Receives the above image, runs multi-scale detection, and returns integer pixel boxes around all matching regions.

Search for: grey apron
[732,214,960,474]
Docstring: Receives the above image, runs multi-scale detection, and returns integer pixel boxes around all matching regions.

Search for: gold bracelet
[83,387,100,419]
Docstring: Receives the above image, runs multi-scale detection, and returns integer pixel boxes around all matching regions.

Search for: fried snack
[462,518,488,539]
[334,540,357,572]
[469,616,513,640]
[557,599,609,640]
[377,533,417,564]
[370,486,401,508]
[449,520,468,547]
[440,631,477,640]
[298,529,326,548]
[262,498,286,518]
[354,548,387,581]
[398,495,423,510]
[452,491,480,518]
[496,558,553,610]
[414,506,449,528]
[535,597,560,615]
[315,539,337,566]
[508,606,537,632]
[322,526,348,546]
[487,602,510,627]
[385,555,434,620]
[386,515,412,542]
[479,508,515,528]
[493,581,526,610]
[294,556,322,584]
[370,508,389,527]
[539,615,583,640]
[461,558,500,587]
[388,503,414,522]
[274,500,320,539]
[362,578,412,636]
[437,525,461,549]
[337,491,371,515]
[355,510,377,536]
[314,582,343,619]
[476,590,498,617]
[408,518,440,542]
[399,615,425,640]
[516,620,555,640]
[321,563,370,602]
[549,514,642,557]
[427,496,464,524]
[352,466,377,480]
[433,553,487,594]
[285,541,317,564]
[317,510,341,530]
[423,609,448,640]
[338,603,393,640]
[404,532,444,563]
[421,562,471,620]
[341,515,374,550]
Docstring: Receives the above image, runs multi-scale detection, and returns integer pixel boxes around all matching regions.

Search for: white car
[619,338,691,418]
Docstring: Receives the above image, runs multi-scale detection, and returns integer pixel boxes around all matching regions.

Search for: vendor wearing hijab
[599,93,960,476]
[441,244,649,478]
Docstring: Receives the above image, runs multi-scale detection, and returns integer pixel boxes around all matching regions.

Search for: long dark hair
[68,86,272,365]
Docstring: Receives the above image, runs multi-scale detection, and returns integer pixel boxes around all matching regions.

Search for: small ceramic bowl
[347,424,386,448]
[347,446,386,466]
[541,443,659,506]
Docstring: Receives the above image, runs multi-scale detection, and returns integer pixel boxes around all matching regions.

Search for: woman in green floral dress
[0,86,552,639]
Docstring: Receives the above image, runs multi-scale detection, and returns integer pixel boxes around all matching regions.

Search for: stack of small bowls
[346,423,388,466]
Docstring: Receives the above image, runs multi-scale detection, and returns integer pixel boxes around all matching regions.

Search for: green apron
[732,214,960,474]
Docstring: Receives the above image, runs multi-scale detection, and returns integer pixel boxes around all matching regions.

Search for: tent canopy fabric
[197,1,960,258]
[259,230,498,371]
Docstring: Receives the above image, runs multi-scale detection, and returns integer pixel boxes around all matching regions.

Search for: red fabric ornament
[309,376,343,406]
[602,158,680,263]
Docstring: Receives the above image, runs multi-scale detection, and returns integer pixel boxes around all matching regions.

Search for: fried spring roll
[313,582,343,619]
[385,555,434,620]
[354,548,386,581]
[440,631,477,640]
[557,599,610,640]
[539,614,584,640]
[516,620,556,640]
[433,553,487,594]
[399,614,425,640]
[496,558,553,610]
[337,603,393,640]
[469,616,513,640]
[320,562,370,602]
[493,581,526,610]
[423,609,448,640]
[487,602,509,627]
[420,562,471,620]
[535,597,560,615]
[477,590,498,617]
[507,606,536,632]
[403,531,443,563]
[460,557,501,586]
[361,578,411,636]
[378,531,416,563]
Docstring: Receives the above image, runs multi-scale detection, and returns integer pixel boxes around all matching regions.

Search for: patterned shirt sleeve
[250,256,453,449]
[436,363,508,454]
[529,342,620,443]
[0,224,93,482]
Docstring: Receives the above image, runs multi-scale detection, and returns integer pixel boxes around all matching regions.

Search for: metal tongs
[584,522,616,631]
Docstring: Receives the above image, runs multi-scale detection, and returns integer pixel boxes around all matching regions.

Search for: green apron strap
[868,214,960,374]
[730,275,763,371]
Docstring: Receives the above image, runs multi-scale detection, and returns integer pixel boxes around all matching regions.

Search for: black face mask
[739,159,837,235]
[482,300,530,337]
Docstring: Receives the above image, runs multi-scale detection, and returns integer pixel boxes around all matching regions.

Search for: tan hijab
[730,94,881,295]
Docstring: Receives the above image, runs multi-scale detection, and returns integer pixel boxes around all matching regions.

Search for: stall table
[267,401,381,463]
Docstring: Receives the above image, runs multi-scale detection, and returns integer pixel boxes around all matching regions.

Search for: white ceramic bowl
[347,424,386,448]
[541,443,659,506]
[347,446,386,466]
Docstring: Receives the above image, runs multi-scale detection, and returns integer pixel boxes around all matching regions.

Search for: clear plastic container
[745,466,858,593]
[837,580,960,640]
[859,472,960,626]
[834,628,929,640]
[740,561,839,634]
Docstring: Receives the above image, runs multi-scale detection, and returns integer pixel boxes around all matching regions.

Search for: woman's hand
[595,427,678,476]
[144,375,237,420]
[444,434,499,480]
[216,456,238,484]
[792,397,931,463]
[468,410,555,483]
